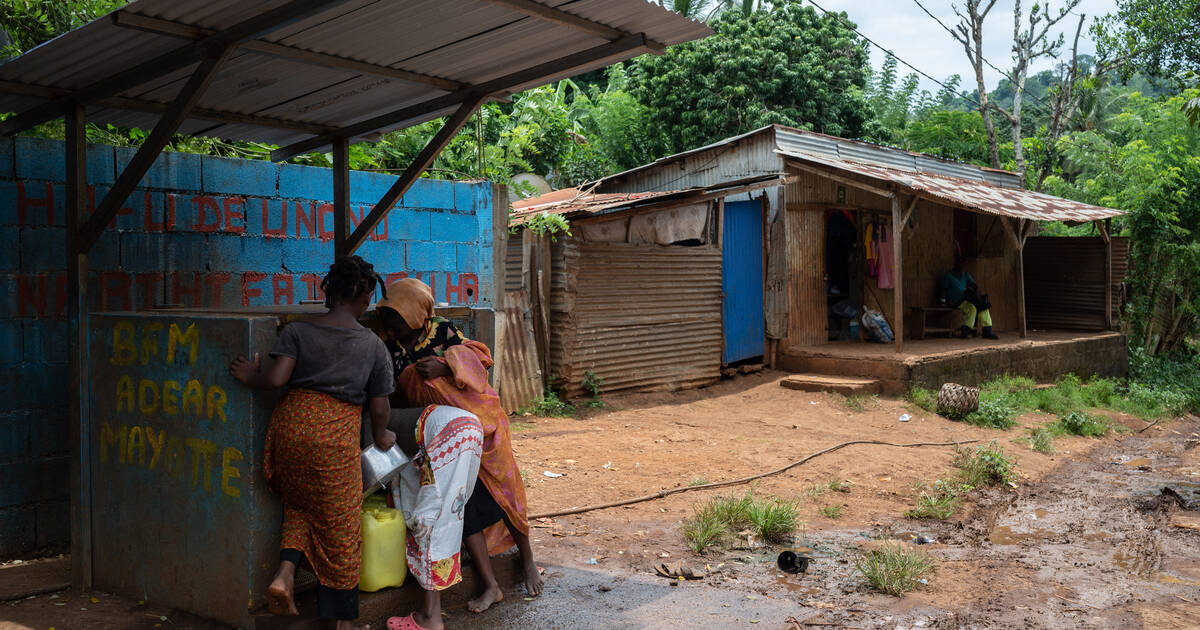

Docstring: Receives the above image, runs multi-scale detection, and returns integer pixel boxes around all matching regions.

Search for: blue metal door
[722,200,765,363]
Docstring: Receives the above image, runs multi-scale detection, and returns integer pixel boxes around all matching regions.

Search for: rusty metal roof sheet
[510,174,783,225]
[778,149,1123,221]
[0,0,710,147]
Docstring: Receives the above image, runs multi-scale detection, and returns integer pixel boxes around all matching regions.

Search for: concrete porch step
[780,374,882,396]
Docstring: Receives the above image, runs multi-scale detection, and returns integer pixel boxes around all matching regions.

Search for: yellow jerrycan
[359,493,407,592]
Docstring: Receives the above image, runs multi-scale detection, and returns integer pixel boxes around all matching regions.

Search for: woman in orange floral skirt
[231,256,395,630]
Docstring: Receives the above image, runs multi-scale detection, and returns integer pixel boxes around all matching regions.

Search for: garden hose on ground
[529,439,981,520]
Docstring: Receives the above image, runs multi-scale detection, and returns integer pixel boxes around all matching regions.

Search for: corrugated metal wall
[504,234,524,293]
[786,208,826,346]
[1024,237,1110,331]
[549,240,723,398]
[1112,236,1129,316]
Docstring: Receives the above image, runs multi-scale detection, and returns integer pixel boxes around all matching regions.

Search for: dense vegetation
[2,0,1198,389]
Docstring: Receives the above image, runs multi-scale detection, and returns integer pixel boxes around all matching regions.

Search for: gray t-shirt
[270,320,394,405]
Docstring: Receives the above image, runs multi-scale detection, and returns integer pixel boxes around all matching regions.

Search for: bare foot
[412,612,445,630]
[267,575,298,616]
[523,562,544,597]
[467,581,504,613]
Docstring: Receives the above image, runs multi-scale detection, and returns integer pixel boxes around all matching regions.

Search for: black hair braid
[320,255,386,308]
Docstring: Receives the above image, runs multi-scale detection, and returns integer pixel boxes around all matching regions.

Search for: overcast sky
[811,0,1118,93]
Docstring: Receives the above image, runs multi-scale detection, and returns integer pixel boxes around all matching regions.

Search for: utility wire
[910,0,1086,125]
[805,0,984,110]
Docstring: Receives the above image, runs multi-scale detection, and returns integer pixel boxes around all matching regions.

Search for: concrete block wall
[0,137,496,558]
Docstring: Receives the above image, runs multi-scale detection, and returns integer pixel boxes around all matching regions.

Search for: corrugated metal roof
[0,0,710,147]
[594,124,1028,191]
[510,174,783,225]
[779,149,1123,221]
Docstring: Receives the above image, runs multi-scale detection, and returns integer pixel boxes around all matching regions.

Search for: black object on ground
[777,551,811,574]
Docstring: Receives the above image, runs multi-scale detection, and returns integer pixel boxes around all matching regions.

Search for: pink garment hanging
[877,224,894,289]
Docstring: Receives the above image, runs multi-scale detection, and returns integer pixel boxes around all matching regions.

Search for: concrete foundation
[778,331,1128,395]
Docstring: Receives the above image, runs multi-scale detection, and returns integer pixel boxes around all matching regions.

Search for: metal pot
[361,444,410,496]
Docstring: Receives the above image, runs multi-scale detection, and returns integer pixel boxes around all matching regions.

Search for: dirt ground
[4,371,1199,629]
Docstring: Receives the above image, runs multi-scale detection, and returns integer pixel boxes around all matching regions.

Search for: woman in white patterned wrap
[384,405,483,630]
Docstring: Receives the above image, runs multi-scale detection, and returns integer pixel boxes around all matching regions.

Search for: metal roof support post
[332,137,351,260]
[343,95,486,256]
[65,102,92,589]
[79,45,234,252]
[892,193,904,353]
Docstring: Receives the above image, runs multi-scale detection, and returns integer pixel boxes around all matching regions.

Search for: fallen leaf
[90,597,100,603]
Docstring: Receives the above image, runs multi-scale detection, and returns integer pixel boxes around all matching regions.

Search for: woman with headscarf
[230,256,394,630]
[375,278,541,613]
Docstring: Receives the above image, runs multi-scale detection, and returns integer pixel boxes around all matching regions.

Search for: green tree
[627,1,872,157]
[1096,0,1200,78]
[1045,89,1200,354]
[899,109,1003,166]
[0,0,128,58]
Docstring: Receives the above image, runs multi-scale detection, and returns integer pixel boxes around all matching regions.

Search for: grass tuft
[855,543,936,596]
[518,391,576,417]
[1052,410,1111,437]
[953,441,1017,487]
[842,394,877,413]
[905,387,938,413]
[688,478,710,487]
[820,505,844,519]
[679,490,801,551]
[906,441,1017,520]
[904,479,962,519]
[748,498,801,544]
[680,503,728,553]
[1026,426,1056,453]
[963,398,1020,429]
[827,476,852,493]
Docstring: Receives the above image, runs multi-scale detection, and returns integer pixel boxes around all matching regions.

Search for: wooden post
[332,137,350,260]
[1012,218,1029,338]
[999,217,1031,337]
[891,194,904,352]
[65,102,92,589]
[1098,220,1113,329]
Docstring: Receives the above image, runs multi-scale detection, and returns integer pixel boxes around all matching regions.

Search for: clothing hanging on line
[877,224,894,290]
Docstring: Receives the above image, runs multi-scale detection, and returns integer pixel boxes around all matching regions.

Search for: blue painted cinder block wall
[0,136,496,557]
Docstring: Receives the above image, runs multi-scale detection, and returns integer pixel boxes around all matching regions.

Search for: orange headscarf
[376,278,435,329]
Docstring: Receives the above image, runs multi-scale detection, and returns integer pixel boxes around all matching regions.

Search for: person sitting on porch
[375,278,542,614]
[940,259,1000,340]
